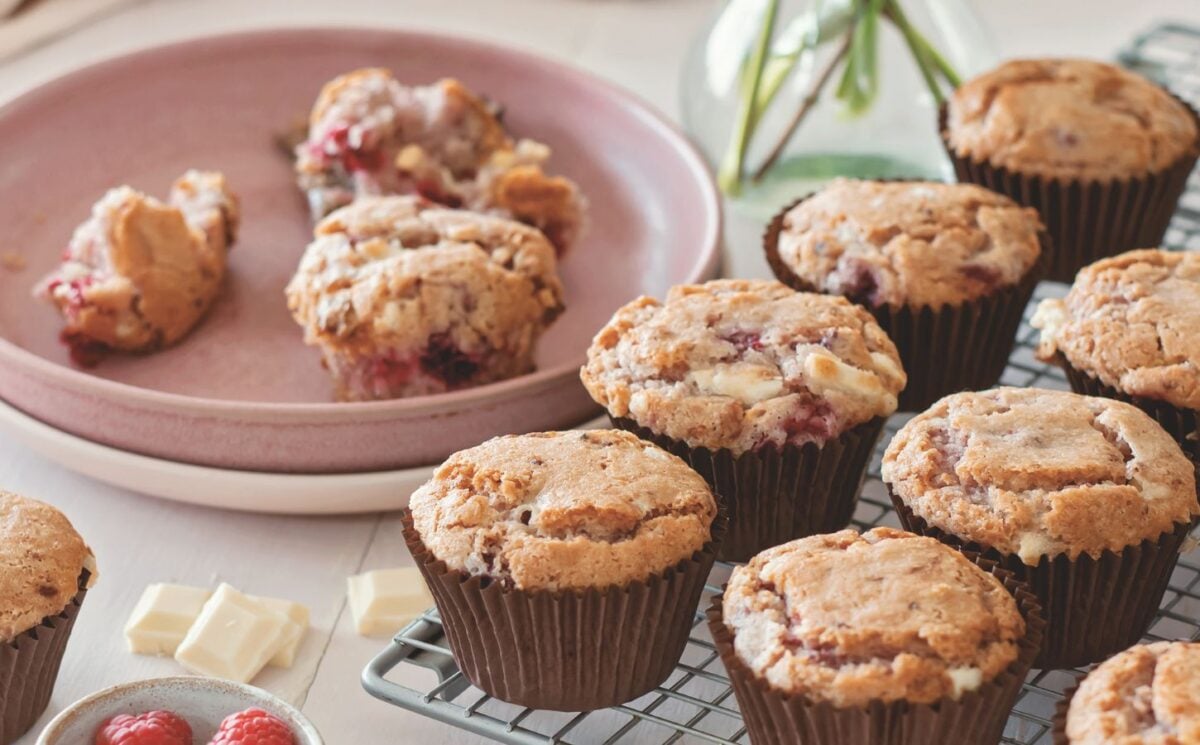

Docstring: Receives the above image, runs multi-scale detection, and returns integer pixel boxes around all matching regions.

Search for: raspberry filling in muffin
[34,170,240,365]
[295,68,585,254]
[286,195,564,401]
[582,280,905,455]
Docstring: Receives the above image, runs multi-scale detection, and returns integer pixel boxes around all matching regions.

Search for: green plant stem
[718,0,780,196]
[884,0,957,102]
[751,29,854,182]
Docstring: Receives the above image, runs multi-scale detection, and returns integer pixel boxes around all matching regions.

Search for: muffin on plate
[1052,641,1199,745]
[1033,249,1199,460]
[764,179,1044,411]
[403,430,721,711]
[942,58,1200,282]
[581,279,905,561]
[34,170,240,366]
[294,68,585,254]
[709,528,1041,745]
[883,387,1199,668]
[286,195,564,401]
[0,491,96,745]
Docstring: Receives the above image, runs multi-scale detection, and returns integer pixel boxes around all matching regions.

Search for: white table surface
[4,1,1200,743]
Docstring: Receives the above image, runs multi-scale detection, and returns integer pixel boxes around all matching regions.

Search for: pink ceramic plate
[0,28,720,474]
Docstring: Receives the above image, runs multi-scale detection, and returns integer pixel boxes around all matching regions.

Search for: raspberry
[95,710,193,745]
[208,708,295,745]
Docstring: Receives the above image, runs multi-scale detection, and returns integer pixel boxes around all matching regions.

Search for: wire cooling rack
[362,23,1200,745]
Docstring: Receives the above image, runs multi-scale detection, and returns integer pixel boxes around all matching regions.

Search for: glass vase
[681,0,999,218]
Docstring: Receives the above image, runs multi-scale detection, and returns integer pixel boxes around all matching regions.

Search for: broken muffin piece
[294,69,585,255]
[35,170,240,365]
[285,195,565,401]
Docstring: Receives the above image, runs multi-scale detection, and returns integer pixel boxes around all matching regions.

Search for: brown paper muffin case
[611,416,883,563]
[938,102,1200,283]
[401,510,724,712]
[1050,682,1079,745]
[763,195,1046,412]
[707,557,1045,745]
[0,571,90,745]
[891,493,1194,669]
[1054,354,1200,462]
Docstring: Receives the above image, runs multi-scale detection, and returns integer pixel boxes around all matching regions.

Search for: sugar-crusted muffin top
[1033,249,1200,411]
[581,279,905,455]
[722,527,1024,707]
[774,179,1043,309]
[409,430,717,591]
[286,195,564,357]
[1066,641,1199,745]
[946,59,1199,181]
[0,491,95,642]
[882,388,1198,566]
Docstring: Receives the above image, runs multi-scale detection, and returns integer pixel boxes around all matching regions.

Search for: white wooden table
[3,1,1198,743]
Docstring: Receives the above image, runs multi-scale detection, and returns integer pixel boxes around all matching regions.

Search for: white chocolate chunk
[804,350,895,411]
[250,595,310,669]
[124,584,212,656]
[175,584,289,683]
[868,351,905,387]
[348,568,434,637]
[1030,299,1066,354]
[1017,532,1055,566]
[948,666,983,698]
[687,364,785,406]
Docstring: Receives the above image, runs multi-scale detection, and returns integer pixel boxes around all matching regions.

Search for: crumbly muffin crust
[1066,641,1200,744]
[882,388,1198,565]
[286,195,564,400]
[295,68,585,253]
[409,430,717,591]
[946,59,1199,181]
[0,491,94,643]
[34,170,239,362]
[775,179,1043,309]
[1032,249,1200,411]
[581,279,905,455]
[722,527,1024,707]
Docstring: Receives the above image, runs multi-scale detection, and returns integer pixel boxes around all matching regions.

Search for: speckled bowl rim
[35,676,323,745]
[0,26,722,424]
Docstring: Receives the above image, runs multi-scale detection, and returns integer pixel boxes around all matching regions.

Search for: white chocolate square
[124,584,212,656]
[175,583,289,683]
[250,594,310,669]
[347,568,433,637]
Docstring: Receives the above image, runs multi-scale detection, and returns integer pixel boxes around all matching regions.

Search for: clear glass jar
[681,0,998,218]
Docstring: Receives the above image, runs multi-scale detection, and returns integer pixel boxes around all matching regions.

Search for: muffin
[286,195,564,401]
[883,387,1199,668]
[403,429,721,711]
[0,491,96,745]
[942,58,1200,282]
[294,68,585,254]
[710,528,1041,745]
[1053,641,1199,744]
[581,279,905,561]
[764,179,1044,410]
[1033,249,1199,460]
[34,170,240,365]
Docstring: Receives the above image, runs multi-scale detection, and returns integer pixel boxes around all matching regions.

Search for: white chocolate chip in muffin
[948,666,983,698]
[804,349,896,411]
[687,364,785,406]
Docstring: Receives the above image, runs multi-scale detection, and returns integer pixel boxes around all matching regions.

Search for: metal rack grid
[363,23,1200,745]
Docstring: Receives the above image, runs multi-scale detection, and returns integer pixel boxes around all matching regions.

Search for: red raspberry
[208,708,294,745]
[95,710,193,745]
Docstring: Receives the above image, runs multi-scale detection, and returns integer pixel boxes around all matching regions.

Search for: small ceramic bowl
[36,677,323,744]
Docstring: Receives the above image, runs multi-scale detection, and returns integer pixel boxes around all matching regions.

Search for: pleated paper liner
[0,570,90,745]
[1053,354,1200,462]
[763,195,1047,412]
[707,557,1045,745]
[611,416,883,563]
[400,509,724,712]
[938,101,1200,283]
[891,494,1194,669]
[1050,681,1079,745]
